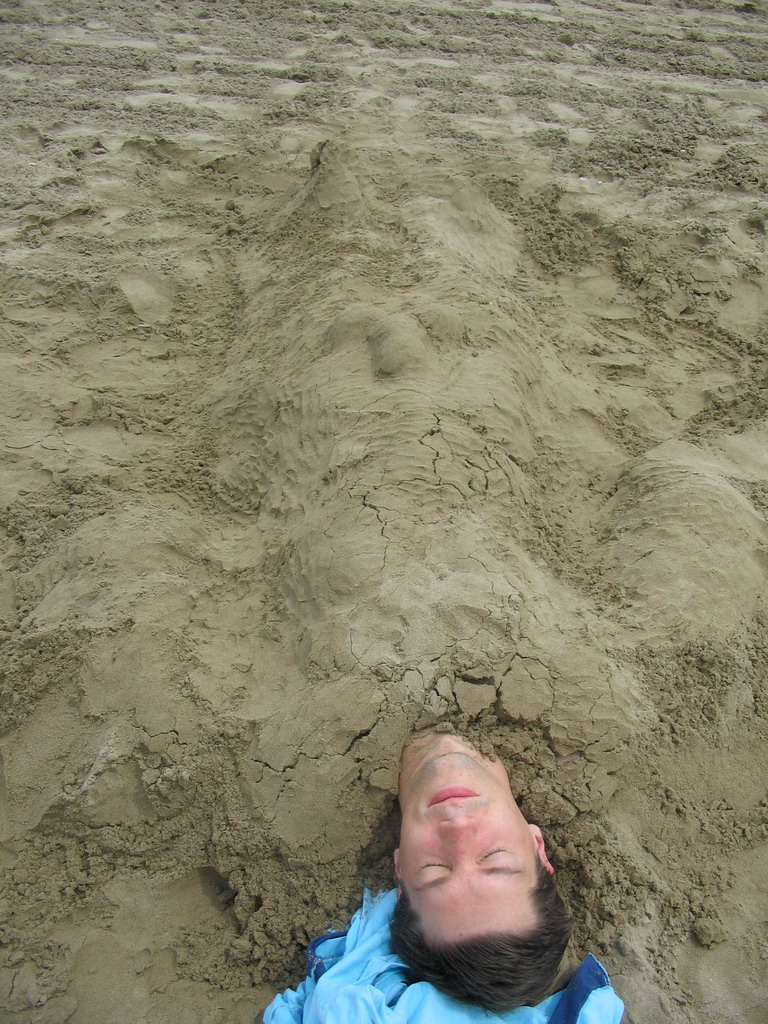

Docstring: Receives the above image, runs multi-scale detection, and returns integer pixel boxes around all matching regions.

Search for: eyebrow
[414,866,522,893]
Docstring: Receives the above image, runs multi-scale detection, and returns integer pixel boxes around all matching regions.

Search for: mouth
[428,786,478,806]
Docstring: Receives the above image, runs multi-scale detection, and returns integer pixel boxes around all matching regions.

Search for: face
[394,732,553,944]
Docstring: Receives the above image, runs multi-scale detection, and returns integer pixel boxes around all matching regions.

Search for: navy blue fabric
[306,929,349,980]
[548,954,611,1024]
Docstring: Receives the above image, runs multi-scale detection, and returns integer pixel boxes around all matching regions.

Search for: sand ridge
[1,1,767,1022]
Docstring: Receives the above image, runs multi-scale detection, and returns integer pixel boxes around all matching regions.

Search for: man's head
[390,731,573,1010]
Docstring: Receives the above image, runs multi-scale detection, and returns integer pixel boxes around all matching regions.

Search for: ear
[529,823,555,875]
[393,848,402,897]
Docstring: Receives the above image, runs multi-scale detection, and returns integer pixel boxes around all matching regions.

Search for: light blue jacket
[264,890,624,1024]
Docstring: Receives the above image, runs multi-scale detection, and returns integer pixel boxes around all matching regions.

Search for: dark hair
[390,858,574,1012]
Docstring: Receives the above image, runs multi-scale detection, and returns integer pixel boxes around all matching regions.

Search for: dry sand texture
[1,0,768,1021]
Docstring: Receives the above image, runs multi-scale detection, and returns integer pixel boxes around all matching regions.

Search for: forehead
[412,862,539,943]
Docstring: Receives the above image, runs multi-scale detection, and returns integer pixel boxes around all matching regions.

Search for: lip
[428,786,478,806]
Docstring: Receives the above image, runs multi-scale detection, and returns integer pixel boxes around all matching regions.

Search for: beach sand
[1,1,767,1021]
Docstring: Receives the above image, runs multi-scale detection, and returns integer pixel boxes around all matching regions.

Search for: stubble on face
[398,730,501,804]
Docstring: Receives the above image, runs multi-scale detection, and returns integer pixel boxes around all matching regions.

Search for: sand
[1,1,767,1021]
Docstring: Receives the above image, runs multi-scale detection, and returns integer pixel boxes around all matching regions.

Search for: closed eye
[422,850,509,870]
[480,848,523,874]
[481,847,508,860]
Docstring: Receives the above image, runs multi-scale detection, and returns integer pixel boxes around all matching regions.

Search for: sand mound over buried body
[1,4,767,1023]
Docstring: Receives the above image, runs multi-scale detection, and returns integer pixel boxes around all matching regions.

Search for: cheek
[487,760,511,787]
[394,831,429,883]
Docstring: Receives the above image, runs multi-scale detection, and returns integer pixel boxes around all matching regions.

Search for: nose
[434,810,477,862]
[435,804,477,833]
